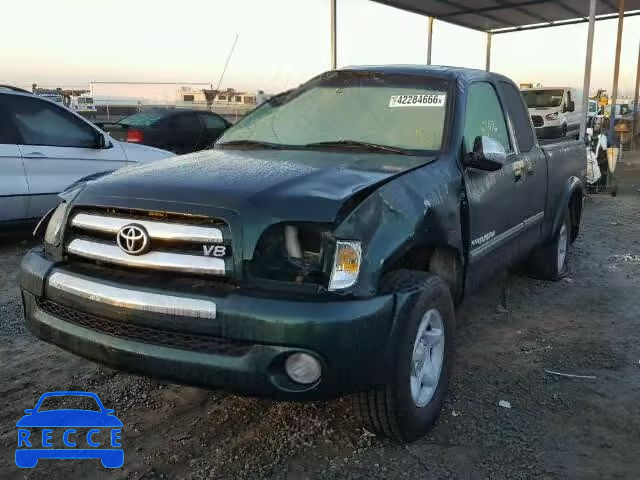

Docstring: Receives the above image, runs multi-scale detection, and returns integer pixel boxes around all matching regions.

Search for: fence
[89,100,252,124]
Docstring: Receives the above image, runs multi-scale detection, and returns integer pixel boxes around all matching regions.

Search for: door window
[171,114,201,132]
[498,82,534,152]
[199,113,227,130]
[6,95,98,148]
[463,82,511,154]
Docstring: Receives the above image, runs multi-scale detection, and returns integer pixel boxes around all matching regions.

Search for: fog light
[284,353,321,384]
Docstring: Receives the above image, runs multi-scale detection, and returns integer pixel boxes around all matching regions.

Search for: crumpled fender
[334,155,464,296]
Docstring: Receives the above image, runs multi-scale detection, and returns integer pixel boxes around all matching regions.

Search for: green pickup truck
[20,66,585,441]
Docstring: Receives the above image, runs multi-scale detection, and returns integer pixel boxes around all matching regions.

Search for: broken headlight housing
[250,224,362,291]
[250,223,331,285]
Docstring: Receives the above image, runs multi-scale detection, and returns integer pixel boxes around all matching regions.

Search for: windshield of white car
[522,89,564,108]
[217,71,449,154]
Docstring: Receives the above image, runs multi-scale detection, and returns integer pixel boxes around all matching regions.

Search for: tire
[356,270,454,442]
[528,210,571,280]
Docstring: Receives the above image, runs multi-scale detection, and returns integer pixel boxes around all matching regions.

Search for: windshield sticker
[389,94,446,107]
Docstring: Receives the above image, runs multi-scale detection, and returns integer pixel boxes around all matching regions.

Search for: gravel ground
[1,159,639,479]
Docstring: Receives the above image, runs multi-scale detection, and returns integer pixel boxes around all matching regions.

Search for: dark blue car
[16,391,123,468]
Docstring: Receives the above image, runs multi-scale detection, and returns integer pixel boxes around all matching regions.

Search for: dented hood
[76,148,436,222]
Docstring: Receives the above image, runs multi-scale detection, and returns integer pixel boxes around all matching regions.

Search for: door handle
[24,151,46,158]
[524,158,535,175]
[513,160,525,182]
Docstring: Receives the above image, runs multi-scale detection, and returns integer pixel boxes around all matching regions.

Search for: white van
[521,87,582,139]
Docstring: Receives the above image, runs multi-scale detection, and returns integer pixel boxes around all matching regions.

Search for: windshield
[522,89,564,108]
[120,112,163,127]
[218,71,449,153]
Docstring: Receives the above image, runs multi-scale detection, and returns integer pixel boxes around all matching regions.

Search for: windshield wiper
[304,140,412,155]
[217,140,283,149]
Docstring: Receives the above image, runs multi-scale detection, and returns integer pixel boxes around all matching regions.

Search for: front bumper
[20,248,396,400]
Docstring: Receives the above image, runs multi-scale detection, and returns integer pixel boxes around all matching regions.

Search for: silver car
[0,86,173,225]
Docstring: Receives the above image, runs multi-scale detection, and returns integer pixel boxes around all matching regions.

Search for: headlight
[44,202,69,247]
[545,112,559,121]
[328,240,362,291]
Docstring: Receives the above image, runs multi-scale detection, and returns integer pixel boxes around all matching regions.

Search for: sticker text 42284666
[389,94,446,108]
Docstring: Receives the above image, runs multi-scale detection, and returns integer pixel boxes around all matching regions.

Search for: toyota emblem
[116,224,150,255]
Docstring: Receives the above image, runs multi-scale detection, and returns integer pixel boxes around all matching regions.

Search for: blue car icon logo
[16,391,123,468]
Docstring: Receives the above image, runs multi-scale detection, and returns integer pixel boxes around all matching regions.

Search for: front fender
[334,158,463,296]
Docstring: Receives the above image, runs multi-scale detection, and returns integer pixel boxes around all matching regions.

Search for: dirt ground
[1,158,639,480]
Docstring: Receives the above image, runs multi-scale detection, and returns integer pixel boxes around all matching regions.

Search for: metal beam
[330,0,337,69]
[580,0,597,141]
[608,0,625,146]
[486,33,492,72]
[633,38,640,149]
[439,0,556,19]
[427,16,434,65]
[491,10,640,34]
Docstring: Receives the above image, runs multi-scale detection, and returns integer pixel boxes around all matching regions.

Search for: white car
[521,87,582,139]
[0,86,173,225]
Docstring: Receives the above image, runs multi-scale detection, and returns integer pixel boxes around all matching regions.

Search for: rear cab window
[498,81,535,152]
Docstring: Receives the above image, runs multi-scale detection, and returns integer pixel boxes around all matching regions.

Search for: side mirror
[98,131,112,149]
[105,409,115,415]
[464,136,506,172]
[565,100,575,113]
[24,409,34,415]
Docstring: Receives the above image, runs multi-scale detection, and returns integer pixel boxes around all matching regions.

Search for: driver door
[461,82,524,288]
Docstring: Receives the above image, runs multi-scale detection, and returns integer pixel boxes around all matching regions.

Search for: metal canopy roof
[371,0,640,33]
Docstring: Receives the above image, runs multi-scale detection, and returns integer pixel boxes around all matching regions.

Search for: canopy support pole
[633,38,640,149]
[427,17,434,65]
[608,0,625,146]
[330,0,337,69]
[485,33,492,72]
[580,0,597,141]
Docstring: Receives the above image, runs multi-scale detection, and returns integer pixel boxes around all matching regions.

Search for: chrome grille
[65,209,230,276]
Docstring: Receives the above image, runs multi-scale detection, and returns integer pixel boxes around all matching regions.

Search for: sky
[2,0,640,97]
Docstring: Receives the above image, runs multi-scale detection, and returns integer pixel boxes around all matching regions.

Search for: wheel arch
[550,176,583,243]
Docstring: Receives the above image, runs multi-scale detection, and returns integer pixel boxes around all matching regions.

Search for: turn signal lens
[328,240,362,291]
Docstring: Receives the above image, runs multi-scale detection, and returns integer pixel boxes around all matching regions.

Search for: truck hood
[76,148,436,223]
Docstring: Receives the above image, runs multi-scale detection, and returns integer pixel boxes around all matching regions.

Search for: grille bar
[67,239,226,275]
[71,213,223,243]
[48,270,217,319]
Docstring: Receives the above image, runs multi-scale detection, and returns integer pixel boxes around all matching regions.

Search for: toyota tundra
[20,66,585,442]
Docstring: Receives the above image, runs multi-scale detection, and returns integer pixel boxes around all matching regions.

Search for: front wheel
[356,270,454,442]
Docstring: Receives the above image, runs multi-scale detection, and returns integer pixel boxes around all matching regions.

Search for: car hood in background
[76,148,436,223]
[115,140,174,163]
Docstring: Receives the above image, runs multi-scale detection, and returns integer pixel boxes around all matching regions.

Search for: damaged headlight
[328,240,362,291]
[250,223,330,285]
[251,224,362,291]
[44,202,69,247]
